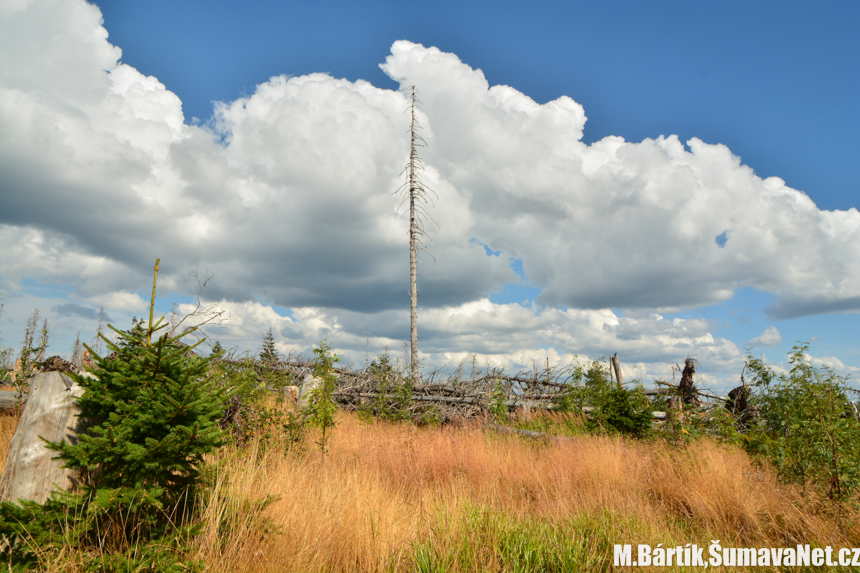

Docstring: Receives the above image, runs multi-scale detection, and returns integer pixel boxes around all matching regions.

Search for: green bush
[744,344,860,512]
[207,355,294,449]
[554,360,653,438]
[489,376,509,423]
[595,386,653,438]
[359,351,412,423]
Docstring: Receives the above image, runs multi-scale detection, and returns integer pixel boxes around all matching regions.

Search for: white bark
[298,371,322,408]
[0,372,88,504]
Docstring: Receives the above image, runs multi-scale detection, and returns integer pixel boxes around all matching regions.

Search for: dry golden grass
[190,412,859,572]
[0,411,19,467]
[1,406,856,571]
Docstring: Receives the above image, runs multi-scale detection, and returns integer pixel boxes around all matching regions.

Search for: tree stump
[678,358,700,405]
[297,371,321,408]
[0,372,86,504]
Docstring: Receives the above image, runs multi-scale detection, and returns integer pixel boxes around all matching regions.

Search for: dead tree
[611,353,623,387]
[398,86,436,383]
[726,365,758,427]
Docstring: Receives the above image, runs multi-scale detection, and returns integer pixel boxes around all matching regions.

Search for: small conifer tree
[0,259,229,570]
[259,327,279,364]
[210,339,225,358]
[361,351,411,422]
[308,341,339,457]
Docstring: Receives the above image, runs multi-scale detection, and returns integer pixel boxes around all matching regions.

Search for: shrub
[489,376,509,423]
[595,386,654,438]
[360,351,412,423]
[554,360,653,438]
[744,344,860,515]
[208,356,293,449]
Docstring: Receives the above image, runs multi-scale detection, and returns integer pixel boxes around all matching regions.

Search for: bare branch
[169,267,235,340]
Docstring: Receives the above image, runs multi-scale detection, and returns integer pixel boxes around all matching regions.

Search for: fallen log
[643,389,670,396]
[333,391,667,419]
[0,390,25,411]
[655,380,727,402]
[335,391,486,406]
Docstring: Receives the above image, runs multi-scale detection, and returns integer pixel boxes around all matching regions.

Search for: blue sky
[1,0,858,390]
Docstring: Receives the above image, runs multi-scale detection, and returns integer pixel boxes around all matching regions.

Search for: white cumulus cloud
[747,325,783,348]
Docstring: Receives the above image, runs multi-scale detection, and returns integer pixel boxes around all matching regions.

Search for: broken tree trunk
[726,383,758,427]
[0,372,87,504]
[611,353,623,386]
[678,358,699,405]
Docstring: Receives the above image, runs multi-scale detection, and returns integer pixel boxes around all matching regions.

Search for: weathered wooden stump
[0,372,86,504]
[297,371,321,408]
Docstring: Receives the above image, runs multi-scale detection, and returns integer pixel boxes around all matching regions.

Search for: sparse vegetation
[359,351,412,423]
[1,271,858,571]
[6,308,49,395]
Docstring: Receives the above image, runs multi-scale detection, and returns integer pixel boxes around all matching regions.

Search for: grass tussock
[188,412,858,572]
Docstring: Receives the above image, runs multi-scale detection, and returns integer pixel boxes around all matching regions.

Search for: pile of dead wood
[2,352,760,430]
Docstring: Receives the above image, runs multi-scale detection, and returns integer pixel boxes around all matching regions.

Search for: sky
[0,0,858,392]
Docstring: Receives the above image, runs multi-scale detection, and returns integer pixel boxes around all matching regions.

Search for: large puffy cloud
[1,0,859,390]
[0,3,513,310]
[380,41,860,317]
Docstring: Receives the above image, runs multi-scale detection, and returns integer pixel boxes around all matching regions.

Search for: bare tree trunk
[611,353,623,387]
[410,172,418,383]
[401,86,434,384]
